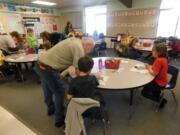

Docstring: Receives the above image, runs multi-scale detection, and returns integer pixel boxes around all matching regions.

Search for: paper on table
[97,75,109,86]
[130,64,148,74]
[134,64,146,69]
[6,58,15,61]
[30,58,36,61]
[18,56,25,60]
[121,60,129,63]
[68,66,76,78]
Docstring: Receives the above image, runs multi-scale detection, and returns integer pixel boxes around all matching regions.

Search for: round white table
[134,45,154,52]
[92,57,154,90]
[92,57,154,108]
[5,54,38,63]
[4,49,45,63]
[92,57,154,119]
[4,50,45,81]
[135,39,155,52]
[134,44,172,52]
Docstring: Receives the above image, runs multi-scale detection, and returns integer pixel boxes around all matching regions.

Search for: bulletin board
[0,11,61,34]
[21,14,61,33]
[107,8,160,37]
[0,3,60,34]
[40,16,61,32]
[59,12,82,32]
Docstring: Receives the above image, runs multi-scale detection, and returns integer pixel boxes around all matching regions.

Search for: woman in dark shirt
[64,21,74,35]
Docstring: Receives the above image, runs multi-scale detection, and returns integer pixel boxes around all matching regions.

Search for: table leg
[129,90,134,120]
[16,63,24,82]
[129,90,134,106]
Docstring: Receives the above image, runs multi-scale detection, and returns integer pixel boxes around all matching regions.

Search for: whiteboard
[7,13,24,33]
[0,13,24,33]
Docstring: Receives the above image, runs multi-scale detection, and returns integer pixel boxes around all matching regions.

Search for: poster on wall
[107,8,160,37]
[53,24,57,31]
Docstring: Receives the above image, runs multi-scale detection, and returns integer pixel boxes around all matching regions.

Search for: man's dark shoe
[47,110,55,116]
[55,120,65,128]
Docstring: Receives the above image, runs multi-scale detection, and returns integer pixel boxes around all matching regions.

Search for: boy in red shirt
[142,43,168,109]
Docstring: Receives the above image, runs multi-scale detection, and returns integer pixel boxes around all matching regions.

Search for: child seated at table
[168,36,180,58]
[42,41,52,51]
[0,49,17,78]
[141,43,168,109]
[116,33,134,58]
[0,50,8,77]
[67,56,104,104]
[128,38,142,60]
[120,33,134,47]
[10,31,25,50]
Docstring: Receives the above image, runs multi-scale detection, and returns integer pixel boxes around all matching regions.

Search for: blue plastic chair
[157,65,179,111]
[96,42,107,56]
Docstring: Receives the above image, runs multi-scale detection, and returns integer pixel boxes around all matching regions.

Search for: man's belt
[38,61,55,70]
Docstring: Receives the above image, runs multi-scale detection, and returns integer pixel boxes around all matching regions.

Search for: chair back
[0,49,9,56]
[98,42,107,50]
[168,65,179,89]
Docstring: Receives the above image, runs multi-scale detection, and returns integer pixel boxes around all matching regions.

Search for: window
[157,0,180,37]
[157,9,179,37]
[85,5,107,35]
[160,0,180,9]
[175,16,180,38]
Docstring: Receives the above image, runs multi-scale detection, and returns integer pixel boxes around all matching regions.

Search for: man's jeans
[39,66,65,123]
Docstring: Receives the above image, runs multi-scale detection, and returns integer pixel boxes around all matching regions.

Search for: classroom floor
[0,106,37,135]
[0,49,180,135]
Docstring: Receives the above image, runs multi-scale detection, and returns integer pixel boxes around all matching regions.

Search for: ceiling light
[32,0,56,6]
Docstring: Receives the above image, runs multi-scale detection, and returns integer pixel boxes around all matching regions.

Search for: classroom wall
[52,8,61,16]
[107,0,162,37]
[0,3,62,34]
[59,6,83,32]
[59,0,127,32]
[107,0,127,11]
[0,12,61,34]
[107,8,160,37]
[60,0,161,37]
[60,0,128,13]
[132,0,161,8]
[60,7,83,13]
